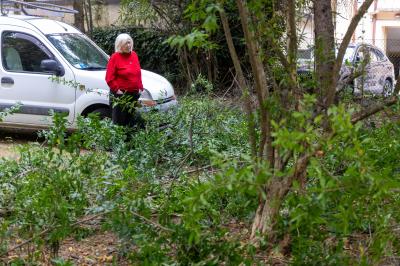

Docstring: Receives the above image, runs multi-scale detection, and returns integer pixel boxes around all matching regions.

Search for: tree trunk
[314,0,336,111]
[219,8,257,158]
[73,0,85,33]
[250,153,312,241]
[87,0,94,36]
[251,154,310,241]
[236,0,272,161]
[250,180,286,240]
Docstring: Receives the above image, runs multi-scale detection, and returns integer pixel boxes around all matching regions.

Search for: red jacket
[105,51,143,93]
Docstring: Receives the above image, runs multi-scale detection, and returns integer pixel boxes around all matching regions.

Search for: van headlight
[139,89,157,107]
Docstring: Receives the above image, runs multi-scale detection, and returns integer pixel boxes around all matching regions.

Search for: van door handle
[1,77,14,85]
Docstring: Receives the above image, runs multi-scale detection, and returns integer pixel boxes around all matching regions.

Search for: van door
[0,28,76,127]
[363,47,382,93]
[354,45,373,94]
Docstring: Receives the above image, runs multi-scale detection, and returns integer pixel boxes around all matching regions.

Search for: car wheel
[382,79,393,97]
[90,107,111,119]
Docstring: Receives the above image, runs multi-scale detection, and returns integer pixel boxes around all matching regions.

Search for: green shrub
[284,119,400,264]
[2,96,400,264]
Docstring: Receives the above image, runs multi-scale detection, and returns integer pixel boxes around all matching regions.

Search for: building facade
[3,0,121,28]
[301,0,400,77]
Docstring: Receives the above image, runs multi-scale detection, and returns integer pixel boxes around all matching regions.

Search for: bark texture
[73,0,85,33]
[314,0,336,110]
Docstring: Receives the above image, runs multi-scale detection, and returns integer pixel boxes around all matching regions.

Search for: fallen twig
[184,164,215,175]
[129,210,173,233]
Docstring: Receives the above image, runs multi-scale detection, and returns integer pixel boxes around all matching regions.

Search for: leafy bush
[284,115,400,264]
[0,97,252,264]
[1,97,400,264]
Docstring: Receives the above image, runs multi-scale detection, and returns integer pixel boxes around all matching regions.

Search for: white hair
[115,33,133,53]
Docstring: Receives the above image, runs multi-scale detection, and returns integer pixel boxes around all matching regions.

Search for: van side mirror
[40,59,65,76]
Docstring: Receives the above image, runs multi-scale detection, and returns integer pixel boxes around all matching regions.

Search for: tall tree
[217,0,384,243]
[73,0,85,33]
[178,0,399,246]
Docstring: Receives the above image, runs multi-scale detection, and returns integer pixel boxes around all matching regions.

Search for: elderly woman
[105,33,144,128]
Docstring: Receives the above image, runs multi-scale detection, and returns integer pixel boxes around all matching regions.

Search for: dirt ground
[0,142,22,160]
[0,131,40,159]
[4,230,127,265]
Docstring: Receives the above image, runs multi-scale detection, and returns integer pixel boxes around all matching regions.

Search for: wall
[12,1,120,28]
[301,1,400,50]
[59,2,120,28]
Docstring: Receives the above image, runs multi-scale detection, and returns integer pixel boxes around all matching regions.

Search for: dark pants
[109,91,144,129]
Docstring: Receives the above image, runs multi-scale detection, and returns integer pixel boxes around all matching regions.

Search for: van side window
[372,48,385,61]
[2,32,53,73]
[369,48,379,63]
[355,46,371,65]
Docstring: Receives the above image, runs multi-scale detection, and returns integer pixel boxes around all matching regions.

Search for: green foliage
[282,109,400,264]
[0,97,252,264]
[1,96,400,264]
[51,258,74,266]
[0,103,21,122]
[87,1,400,265]
[119,0,158,26]
[189,73,214,95]
[166,29,217,51]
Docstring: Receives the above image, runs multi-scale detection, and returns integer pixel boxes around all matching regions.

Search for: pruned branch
[129,209,173,232]
[351,96,399,124]
[335,68,364,93]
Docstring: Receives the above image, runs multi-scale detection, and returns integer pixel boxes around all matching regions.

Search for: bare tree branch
[219,7,257,158]
[335,68,364,93]
[236,0,272,162]
[287,0,297,71]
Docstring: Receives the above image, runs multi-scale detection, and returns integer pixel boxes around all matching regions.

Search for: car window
[355,46,370,64]
[372,48,385,61]
[47,33,108,70]
[1,31,53,73]
[369,48,379,63]
[298,48,313,60]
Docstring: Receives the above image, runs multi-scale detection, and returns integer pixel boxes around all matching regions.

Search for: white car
[340,43,395,96]
[298,43,395,96]
[0,15,177,130]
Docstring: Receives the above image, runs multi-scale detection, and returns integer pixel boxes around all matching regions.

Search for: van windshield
[47,33,108,70]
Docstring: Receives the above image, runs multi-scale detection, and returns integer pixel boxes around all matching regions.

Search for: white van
[0,15,177,130]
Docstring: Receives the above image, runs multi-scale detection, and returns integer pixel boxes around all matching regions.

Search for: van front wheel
[382,79,393,98]
[90,107,111,119]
